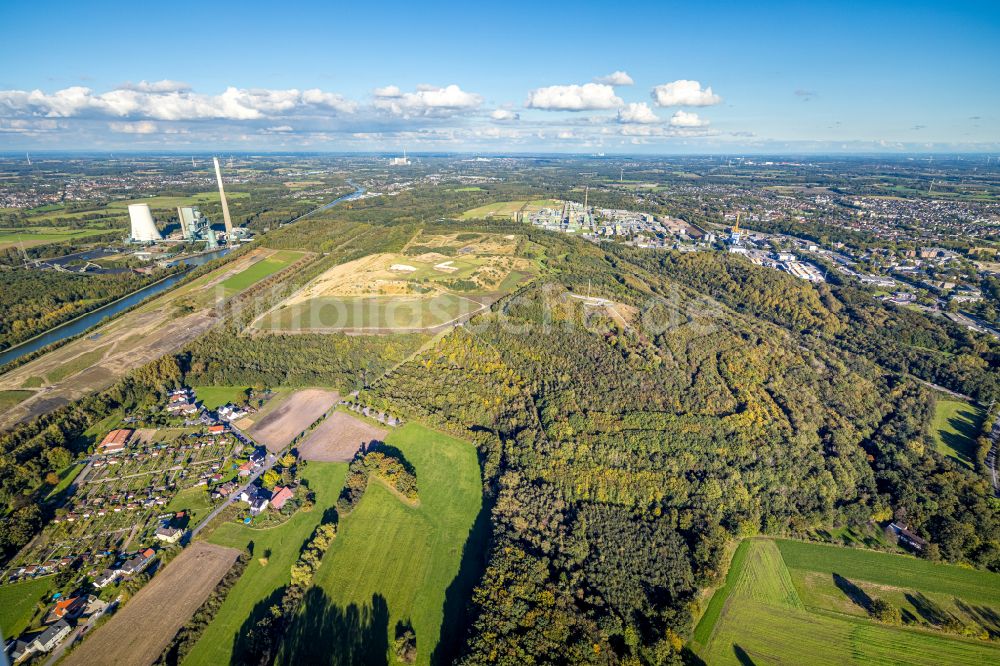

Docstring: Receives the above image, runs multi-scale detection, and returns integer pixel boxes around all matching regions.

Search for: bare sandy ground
[248,388,340,452]
[63,542,241,666]
[0,249,277,432]
[298,411,387,462]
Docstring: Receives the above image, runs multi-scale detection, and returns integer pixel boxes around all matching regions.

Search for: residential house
[155,527,184,544]
[889,522,928,551]
[270,486,294,511]
[93,568,118,588]
[30,619,71,653]
[47,596,86,623]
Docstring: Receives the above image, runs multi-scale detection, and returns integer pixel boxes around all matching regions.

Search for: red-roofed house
[270,486,294,510]
[208,425,226,435]
[98,429,133,454]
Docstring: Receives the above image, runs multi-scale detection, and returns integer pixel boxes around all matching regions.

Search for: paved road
[187,424,277,540]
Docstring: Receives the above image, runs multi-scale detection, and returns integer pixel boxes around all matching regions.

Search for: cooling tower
[128,204,162,242]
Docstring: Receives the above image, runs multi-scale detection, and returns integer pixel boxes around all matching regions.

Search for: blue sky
[1,0,997,152]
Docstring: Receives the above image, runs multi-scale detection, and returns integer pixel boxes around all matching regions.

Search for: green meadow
[182,462,349,666]
[697,538,1000,665]
[276,422,483,666]
[931,399,985,469]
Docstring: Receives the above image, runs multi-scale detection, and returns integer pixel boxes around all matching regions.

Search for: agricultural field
[0,226,115,249]
[459,199,562,219]
[246,388,339,452]
[696,538,1000,665]
[931,399,985,469]
[63,542,242,666]
[0,248,291,431]
[298,410,387,462]
[277,422,483,665]
[253,231,538,334]
[183,462,349,666]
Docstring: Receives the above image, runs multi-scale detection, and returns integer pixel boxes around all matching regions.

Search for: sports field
[696,538,1000,664]
[931,399,984,469]
[219,249,306,294]
[183,462,349,666]
[459,199,562,219]
[276,422,483,666]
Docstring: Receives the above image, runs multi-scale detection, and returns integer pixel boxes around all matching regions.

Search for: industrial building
[127,204,163,242]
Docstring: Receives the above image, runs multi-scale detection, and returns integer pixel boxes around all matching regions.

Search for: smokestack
[213,157,234,236]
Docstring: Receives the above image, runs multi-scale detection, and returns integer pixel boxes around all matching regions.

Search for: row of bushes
[335,448,418,515]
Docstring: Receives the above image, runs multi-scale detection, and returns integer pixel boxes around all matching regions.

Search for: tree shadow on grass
[833,573,872,612]
[232,585,286,665]
[733,644,756,666]
[429,453,494,666]
[955,599,1000,638]
[906,592,953,627]
[277,588,389,665]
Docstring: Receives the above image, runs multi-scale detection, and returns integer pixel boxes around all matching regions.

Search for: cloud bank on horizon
[0,71,993,153]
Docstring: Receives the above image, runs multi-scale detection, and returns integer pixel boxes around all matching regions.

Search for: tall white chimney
[213,156,234,236]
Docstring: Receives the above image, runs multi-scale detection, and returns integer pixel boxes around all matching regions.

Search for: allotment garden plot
[253,231,539,333]
[1,427,246,580]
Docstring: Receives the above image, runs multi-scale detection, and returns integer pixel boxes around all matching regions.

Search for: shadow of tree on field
[955,599,1000,638]
[231,585,285,665]
[906,592,953,627]
[277,588,389,665]
[733,644,757,666]
[833,573,872,612]
[430,450,494,666]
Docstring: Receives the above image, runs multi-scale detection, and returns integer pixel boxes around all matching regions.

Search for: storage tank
[128,204,163,242]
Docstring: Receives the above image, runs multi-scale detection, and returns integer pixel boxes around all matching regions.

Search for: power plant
[128,204,163,242]
[177,206,211,241]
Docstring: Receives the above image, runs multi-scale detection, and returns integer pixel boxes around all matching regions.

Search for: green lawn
[0,576,57,637]
[276,422,484,666]
[931,399,985,469]
[45,346,110,384]
[182,462,349,666]
[44,462,86,500]
[698,538,1000,665]
[192,385,250,410]
[220,250,304,294]
[165,486,216,527]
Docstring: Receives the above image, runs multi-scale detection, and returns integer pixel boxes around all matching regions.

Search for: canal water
[0,185,365,368]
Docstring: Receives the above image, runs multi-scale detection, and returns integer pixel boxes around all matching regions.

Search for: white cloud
[373,85,402,98]
[109,120,159,134]
[669,110,708,127]
[373,84,483,115]
[617,102,659,124]
[490,109,519,121]
[525,83,623,111]
[0,85,357,121]
[594,71,634,86]
[117,80,191,93]
[651,80,721,107]
[265,125,294,132]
